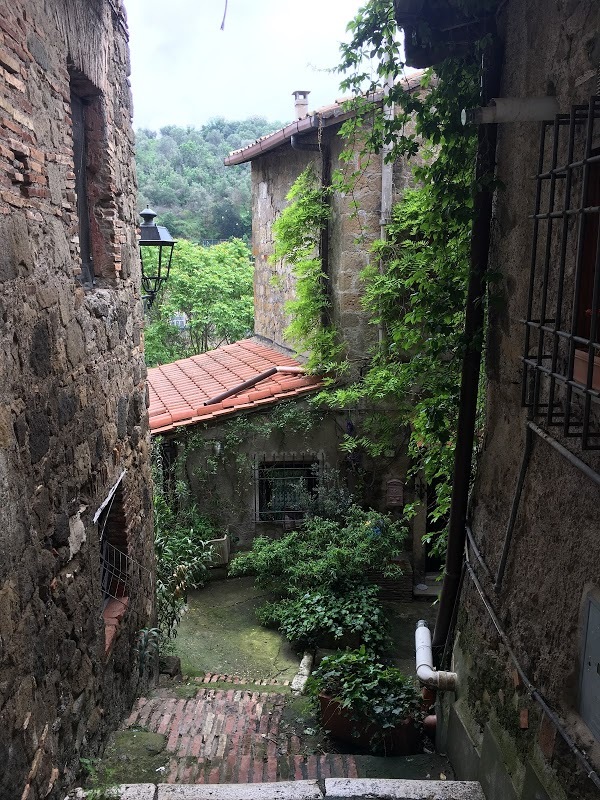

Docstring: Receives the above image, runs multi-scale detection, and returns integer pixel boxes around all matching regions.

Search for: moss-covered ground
[171,575,300,680]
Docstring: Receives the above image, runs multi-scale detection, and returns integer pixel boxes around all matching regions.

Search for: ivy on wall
[268,0,491,555]
[271,165,347,376]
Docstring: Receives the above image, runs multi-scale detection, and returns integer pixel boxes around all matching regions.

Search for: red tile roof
[147,339,322,434]
[224,73,425,166]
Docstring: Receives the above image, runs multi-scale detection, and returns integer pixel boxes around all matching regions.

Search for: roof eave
[224,107,359,166]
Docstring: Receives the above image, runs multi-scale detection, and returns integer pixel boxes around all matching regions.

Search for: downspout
[432,38,503,655]
[203,365,305,406]
[379,65,395,346]
[415,620,458,690]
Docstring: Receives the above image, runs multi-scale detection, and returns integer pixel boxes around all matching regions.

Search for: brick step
[165,753,359,784]
[197,673,291,687]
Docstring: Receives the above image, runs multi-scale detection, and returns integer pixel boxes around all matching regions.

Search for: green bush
[308,646,421,732]
[257,585,388,649]
[228,505,407,595]
[153,484,219,640]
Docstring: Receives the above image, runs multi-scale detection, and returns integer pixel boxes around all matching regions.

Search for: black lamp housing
[138,208,176,308]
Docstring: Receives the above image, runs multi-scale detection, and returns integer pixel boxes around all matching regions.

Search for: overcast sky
[125,0,366,132]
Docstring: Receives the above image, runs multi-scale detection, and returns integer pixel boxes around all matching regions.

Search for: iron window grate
[522,96,600,449]
[255,454,321,525]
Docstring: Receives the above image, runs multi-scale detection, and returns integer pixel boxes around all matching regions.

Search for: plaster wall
[442,3,600,799]
[0,2,154,798]
[172,404,410,551]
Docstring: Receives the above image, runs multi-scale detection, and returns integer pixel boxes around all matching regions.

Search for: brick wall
[0,2,154,798]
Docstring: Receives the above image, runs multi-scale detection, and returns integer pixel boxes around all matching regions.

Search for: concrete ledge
[69,779,486,800]
[324,778,486,800]
[157,781,322,800]
[66,786,156,800]
[291,650,314,695]
[121,788,157,800]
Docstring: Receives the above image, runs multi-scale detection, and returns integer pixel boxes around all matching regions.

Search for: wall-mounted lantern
[138,208,176,309]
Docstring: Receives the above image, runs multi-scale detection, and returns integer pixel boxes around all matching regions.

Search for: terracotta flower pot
[318,693,421,755]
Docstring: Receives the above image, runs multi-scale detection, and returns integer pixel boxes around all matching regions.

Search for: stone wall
[251,120,417,372]
[0,2,154,798]
[440,3,600,799]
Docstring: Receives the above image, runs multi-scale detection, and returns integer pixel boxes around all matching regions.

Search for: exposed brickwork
[0,2,153,799]
[124,682,360,785]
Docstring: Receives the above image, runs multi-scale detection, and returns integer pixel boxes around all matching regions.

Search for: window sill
[103,596,129,655]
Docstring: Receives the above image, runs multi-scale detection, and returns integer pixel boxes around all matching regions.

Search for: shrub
[154,488,219,640]
[228,505,407,595]
[308,646,422,732]
[257,585,388,649]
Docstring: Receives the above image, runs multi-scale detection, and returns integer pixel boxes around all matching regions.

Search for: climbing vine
[271,165,346,376]
[315,1,489,554]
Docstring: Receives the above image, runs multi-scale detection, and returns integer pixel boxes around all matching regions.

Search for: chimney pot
[292,90,310,120]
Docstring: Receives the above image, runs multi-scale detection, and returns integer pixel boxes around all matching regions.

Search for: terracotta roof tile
[147,339,323,434]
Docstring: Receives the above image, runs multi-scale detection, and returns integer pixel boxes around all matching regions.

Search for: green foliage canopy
[311,0,487,554]
[135,118,283,242]
[144,239,254,366]
[271,166,346,376]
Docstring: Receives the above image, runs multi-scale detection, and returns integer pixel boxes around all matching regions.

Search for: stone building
[224,79,423,374]
[395,2,600,799]
[221,81,438,579]
[147,338,413,592]
[0,2,154,798]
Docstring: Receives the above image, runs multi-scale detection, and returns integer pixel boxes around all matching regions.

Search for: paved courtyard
[90,580,448,789]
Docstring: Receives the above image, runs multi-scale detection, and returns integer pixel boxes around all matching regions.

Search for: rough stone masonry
[0,2,155,799]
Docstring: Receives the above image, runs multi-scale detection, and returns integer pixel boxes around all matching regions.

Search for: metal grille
[100,539,129,602]
[98,483,136,609]
[522,96,600,449]
[255,454,320,525]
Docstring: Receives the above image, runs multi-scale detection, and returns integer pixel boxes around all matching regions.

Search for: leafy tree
[135,117,284,242]
[144,239,254,366]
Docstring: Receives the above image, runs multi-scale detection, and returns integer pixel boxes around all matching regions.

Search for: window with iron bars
[255,454,322,525]
[522,95,600,449]
[99,483,130,606]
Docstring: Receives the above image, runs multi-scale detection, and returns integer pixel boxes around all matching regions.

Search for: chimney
[292,90,310,120]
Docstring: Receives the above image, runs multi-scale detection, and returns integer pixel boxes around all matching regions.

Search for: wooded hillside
[135,117,283,243]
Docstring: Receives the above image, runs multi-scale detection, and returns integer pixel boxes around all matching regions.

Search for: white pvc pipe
[415,620,458,691]
[463,96,560,125]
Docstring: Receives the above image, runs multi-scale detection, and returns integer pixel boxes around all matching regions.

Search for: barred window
[255,455,320,524]
[99,482,129,605]
[522,95,600,449]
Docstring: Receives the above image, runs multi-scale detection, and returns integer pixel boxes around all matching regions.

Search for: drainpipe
[378,64,395,347]
[415,620,458,691]
[203,366,305,406]
[432,38,502,655]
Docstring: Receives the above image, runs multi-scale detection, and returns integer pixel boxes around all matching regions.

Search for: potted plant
[308,646,423,755]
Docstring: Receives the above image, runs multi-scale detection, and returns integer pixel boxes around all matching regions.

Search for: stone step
[68,778,486,800]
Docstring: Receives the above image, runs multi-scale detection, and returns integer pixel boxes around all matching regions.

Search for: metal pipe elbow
[415,619,458,692]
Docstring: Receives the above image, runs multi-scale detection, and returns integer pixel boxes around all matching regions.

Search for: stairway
[76,673,485,800]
